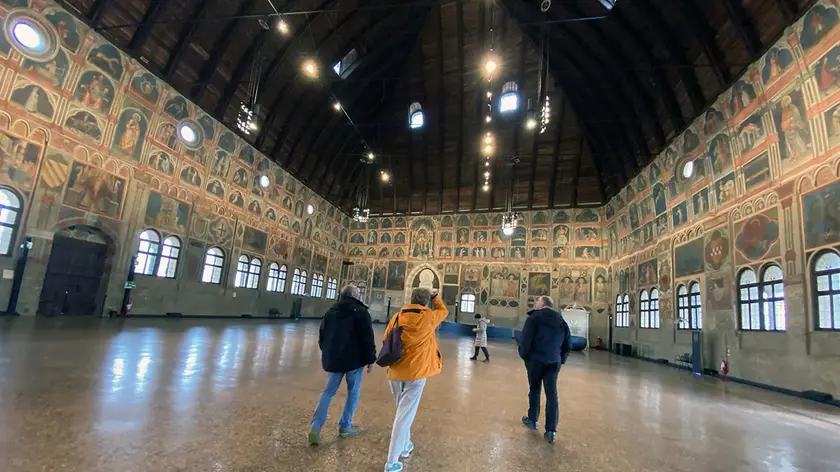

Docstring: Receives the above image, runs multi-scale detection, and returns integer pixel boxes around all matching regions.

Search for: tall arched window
[689,282,702,330]
[326,278,337,299]
[135,230,160,275]
[738,269,760,330]
[409,102,424,129]
[156,236,181,278]
[311,273,324,297]
[246,258,261,289]
[650,289,660,329]
[640,290,650,328]
[500,81,519,113]
[234,255,250,288]
[357,281,367,302]
[813,251,840,330]
[762,265,786,331]
[0,188,22,256]
[202,247,224,284]
[677,285,690,329]
[300,270,309,295]
[616,294,630,327]
[460,293,476,313]
[267,263,286,292]
[291,268,305,295]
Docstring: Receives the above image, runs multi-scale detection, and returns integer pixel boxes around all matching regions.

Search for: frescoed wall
[0,1,347,318]
[605,0,840,398]
[341,209,608,328]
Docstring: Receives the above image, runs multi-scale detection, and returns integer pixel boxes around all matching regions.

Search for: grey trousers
[386,378,427,464]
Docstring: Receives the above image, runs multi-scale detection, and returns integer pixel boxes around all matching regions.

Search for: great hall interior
[0,0,839,471]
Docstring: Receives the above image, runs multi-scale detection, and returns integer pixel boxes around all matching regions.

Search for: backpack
[376,314,404,367]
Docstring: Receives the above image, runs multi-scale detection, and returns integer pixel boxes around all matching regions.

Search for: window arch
[460,293,476,313]
[234,255,250,288]
[639,290,650,328]
[326,278,337,299]
[202,247,224,284]
[500,81,519,113]
[311,273,324,297]
[409,102,424,129]
[267,263,287,292]
[689,282,702,330]
[677,285,690,329]
[0,188,22,256]
[246,258,261,289]
[738,266,786,331]
[135,229,161,275]
[813,251,840,330]
[291,268,303,295]
[156,236,181,278]
[616,294,629,327]
[649,289,660,329]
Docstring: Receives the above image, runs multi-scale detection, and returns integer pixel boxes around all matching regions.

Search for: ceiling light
[485,115,492,123]
[333,101,342,111]
[484,133,494,144]
[484,144,494,155]
[484,57,498,76]
[485,161,490,167]
[248,121,258,131]
[526,117,537,130]
[486,91,492,99]
[484,171,490,178]
[502,225,515,236]
[367,152,375,161]
[277,18,290,35]
[482,184,490,192]
[380,171,390,183]
[303,60,318,78]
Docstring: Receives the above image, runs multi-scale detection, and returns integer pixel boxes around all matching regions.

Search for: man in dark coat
[518,296,571,443]
[308,284,376,445]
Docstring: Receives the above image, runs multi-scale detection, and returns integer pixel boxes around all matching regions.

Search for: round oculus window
[681,160,695,179]
[259,175,270,188]
[177,120,203,149]
[4,12,59,62]
[306,204,315,215]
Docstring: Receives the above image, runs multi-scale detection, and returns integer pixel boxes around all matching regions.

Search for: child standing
[470,313,490,362]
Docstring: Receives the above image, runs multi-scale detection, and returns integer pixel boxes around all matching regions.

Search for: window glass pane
[0,207,19,224]
[832,273,840,291]
[817,275,830,291]
[0,189,20,208]
[834,295,840,330]
[678,285,687,295]
[739,269,757,285]
[762,265,782,282]
[816,252,840,271]
[818,295,832,328]
[0,226,13,254]
[500,93,518,112]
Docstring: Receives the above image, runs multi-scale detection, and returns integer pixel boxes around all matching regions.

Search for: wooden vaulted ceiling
[59,0,816,215]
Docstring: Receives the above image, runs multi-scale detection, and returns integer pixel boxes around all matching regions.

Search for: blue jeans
[310,367,364,431]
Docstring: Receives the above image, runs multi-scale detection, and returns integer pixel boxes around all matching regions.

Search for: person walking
[308,284,377,446]
[383,288,449,472]
[518,296,571,443]
[469,313,490,362]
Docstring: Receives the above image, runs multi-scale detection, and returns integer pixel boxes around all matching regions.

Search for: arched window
[460,293,476,313]
[300,270,309,295]
[358,281,367,302]
[813,251,840,330]
[291,268,305,295]
[0,188,22,256]
[326,278,337,299]
[409,102,424,129]
[689,282,702,330]
[500,81,519,113]
[135,230,160,276]
[202,247,224,284]
[311,273,324,297]
[267,263,286,292]
[762,265,786,331]
[234,255,250,288]
[677,285,689,329]
[650,289,660,329]
[156,236,181,278]
[738,269,760,330]
[639,290,650,328]
[246,258,261,289]
[616,294,630,327]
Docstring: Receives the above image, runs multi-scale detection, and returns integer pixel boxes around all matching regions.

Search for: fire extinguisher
[595,336,603,349]
[720,358,729,376]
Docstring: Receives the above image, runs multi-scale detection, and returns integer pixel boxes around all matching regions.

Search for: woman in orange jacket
[382,288,448,472]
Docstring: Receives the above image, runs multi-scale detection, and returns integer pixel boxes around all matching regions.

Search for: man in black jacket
[518,296,571,443]
[308,284,376,446]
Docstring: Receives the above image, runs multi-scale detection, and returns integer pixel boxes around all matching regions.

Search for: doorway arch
[37,225,114,316]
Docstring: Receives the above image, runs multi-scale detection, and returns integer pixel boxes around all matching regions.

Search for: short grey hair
[410,288,431,306]
[538,295,554,308]
[341,284,360,300]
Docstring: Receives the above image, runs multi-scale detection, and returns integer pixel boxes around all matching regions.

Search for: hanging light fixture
[500,156,522,236]
[353,166,371,223]
[236,32,266,136]
[302,59,318,78]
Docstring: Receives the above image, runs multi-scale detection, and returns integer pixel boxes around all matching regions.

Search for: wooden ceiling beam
[471,0,486,212]
[572,136,584,207]
[88,0,110,29]
[547,93,566,209]
[527,37,548,210]
[127,0,168,54]
[674,0,732,86]
[454,0,465,212]
[215,22,270,118]
[721,0,762,58]
[163,0,217,81]
[191,0,259,102]
[435,1,445,215]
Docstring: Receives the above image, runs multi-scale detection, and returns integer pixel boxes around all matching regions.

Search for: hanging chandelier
[500,155,521,236]
[353,163,372,223]
[352,207,370,223]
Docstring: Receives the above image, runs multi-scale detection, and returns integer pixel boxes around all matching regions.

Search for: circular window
[4,12,59,62]
[681,160,695,179]
[306,204,315,215]
[177,120,203,149]
[259,175,270,188]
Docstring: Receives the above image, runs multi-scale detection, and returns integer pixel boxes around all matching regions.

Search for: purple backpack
[376,314,403,367]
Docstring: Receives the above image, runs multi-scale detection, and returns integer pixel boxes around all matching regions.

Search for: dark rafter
[675,0,732,86]
[721,0,762,58]
[471,1,486,212]
[547,95,566,208]
[191,0,259,102]
[127,0,168,54]
[455,0,465,211]
[527,35,548,210]
[88,0,110,29]
[435,1,445,214]
[215,24,269,117]
[163,0,216,80]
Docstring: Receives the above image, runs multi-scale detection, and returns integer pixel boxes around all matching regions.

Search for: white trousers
[386,378,427,464]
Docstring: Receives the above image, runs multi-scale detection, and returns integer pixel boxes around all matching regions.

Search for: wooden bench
[673,353,692,369]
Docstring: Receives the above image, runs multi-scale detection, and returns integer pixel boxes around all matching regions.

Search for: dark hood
[335,295,368,317]
[527,307,566,328]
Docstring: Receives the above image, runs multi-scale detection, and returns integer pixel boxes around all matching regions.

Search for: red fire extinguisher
[720,358,729,376]
[595,336,603,349]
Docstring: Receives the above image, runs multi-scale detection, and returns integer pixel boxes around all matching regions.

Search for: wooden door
[38,235,109,316]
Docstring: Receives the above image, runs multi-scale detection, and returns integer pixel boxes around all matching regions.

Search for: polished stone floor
[1,318,839,472]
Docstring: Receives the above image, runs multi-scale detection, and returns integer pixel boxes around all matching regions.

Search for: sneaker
[400,441,415,459]
[339,425,361,438]
[544,431,556,443]
[482,358,490,363]
[469,357,477,361]
[385,462,404,472]
[522,416,537,430]
[308,429,321,446]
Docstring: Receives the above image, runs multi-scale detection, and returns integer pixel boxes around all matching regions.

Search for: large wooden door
[38,235,109,316]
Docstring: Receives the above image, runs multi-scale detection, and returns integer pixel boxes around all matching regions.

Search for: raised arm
[429,293,449,325]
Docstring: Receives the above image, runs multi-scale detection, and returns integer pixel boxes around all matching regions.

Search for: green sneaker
[308,429,321,446]
[339,425,361,438]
